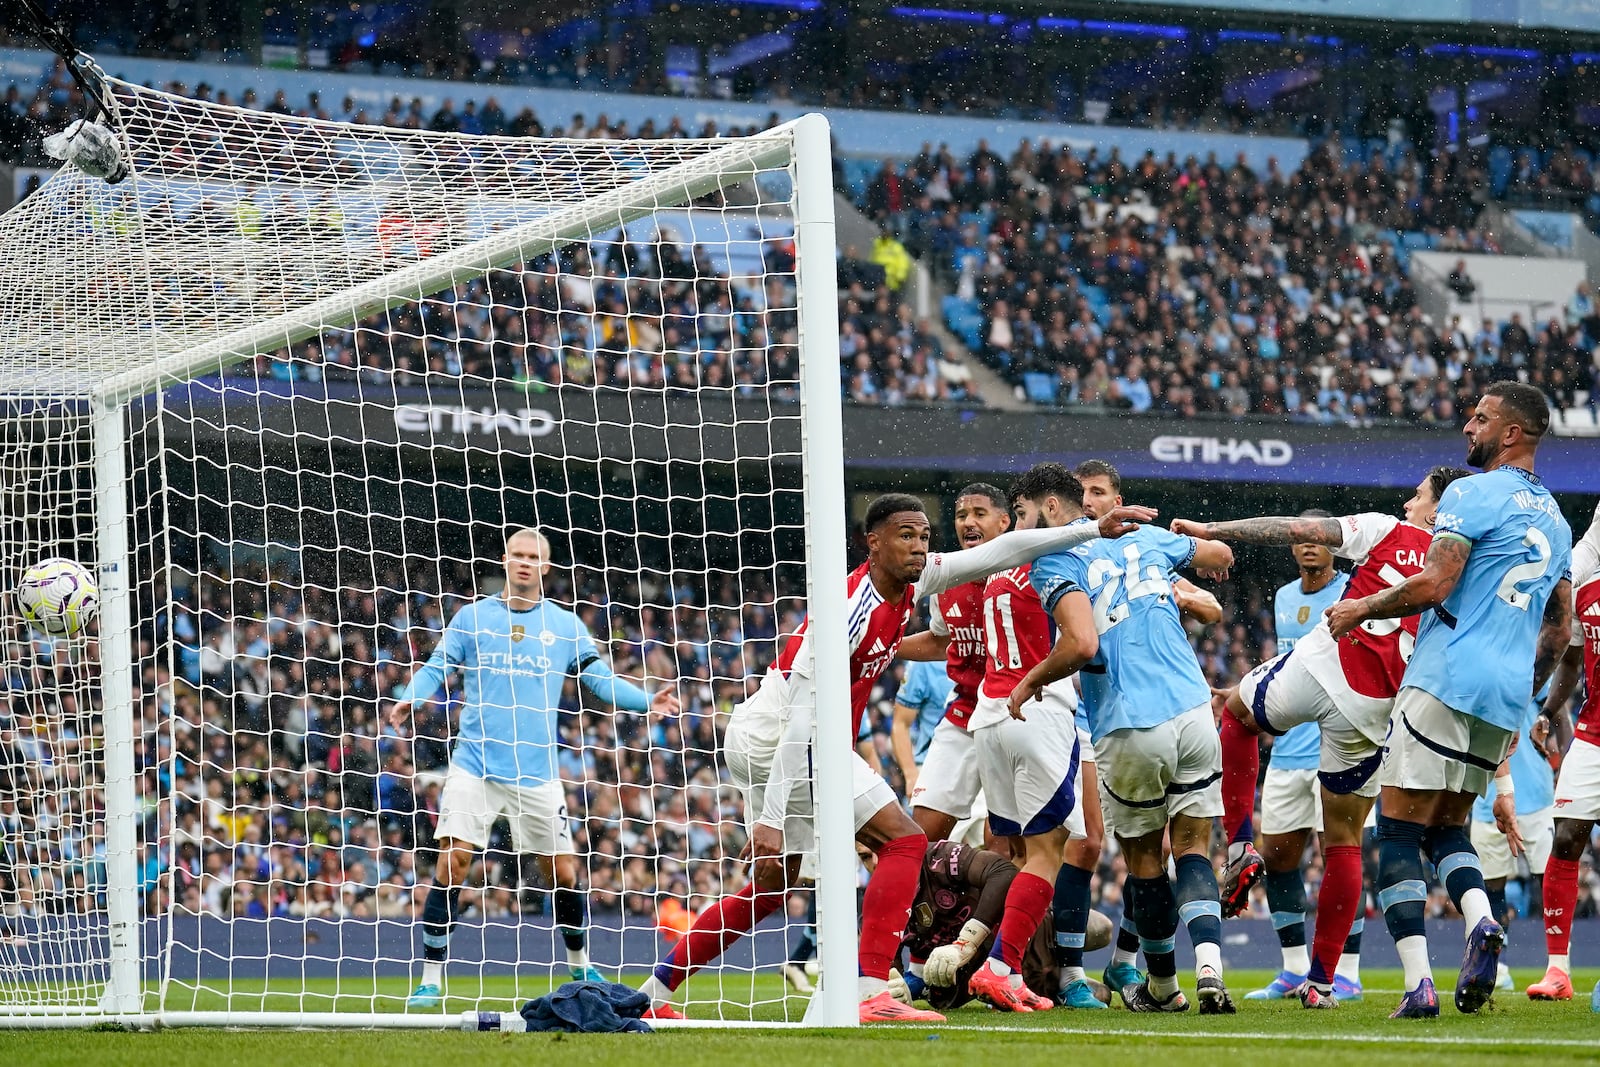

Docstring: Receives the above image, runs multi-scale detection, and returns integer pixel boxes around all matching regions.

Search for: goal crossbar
[93,123,798,404]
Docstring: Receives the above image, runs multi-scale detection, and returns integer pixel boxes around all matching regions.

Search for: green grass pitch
[3,969,1597,1067]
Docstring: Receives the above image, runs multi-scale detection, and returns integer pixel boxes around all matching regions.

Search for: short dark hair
[1009,462,1085,513]
[1073,459,1122,493]
[863,493,926,532]
[1483,381,1550,439]
[955,482,1008,511]
[1426,465,1472,502]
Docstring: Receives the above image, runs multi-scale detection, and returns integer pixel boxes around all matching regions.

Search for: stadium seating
[850,135,1600,425]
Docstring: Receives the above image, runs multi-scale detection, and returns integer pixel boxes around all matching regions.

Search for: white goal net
[0,61,856,1029]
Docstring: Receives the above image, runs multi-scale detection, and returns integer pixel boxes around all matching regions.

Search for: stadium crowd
[862,137,1600,421]
[9,61,1600,421]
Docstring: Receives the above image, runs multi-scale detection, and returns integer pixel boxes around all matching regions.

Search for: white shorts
[1379,687,1515,797]
[1094,704,1223,840]
[972,692,1085,839]
[911,717,981,820]
[435,768,574,854]
[1260,767,1323,835]
[1235,647,1384,798]
[1554,740,1600,822]
[723,707,896,856]
[1471,807,1554,879]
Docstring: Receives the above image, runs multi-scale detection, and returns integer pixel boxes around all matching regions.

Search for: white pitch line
[892,1023,1598,1048]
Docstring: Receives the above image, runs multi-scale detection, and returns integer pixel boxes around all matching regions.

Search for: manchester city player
[388,528,678,1009]
[1327,383,1573,1018]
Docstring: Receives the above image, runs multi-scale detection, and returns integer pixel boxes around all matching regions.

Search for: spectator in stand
[1446,259,1476,302]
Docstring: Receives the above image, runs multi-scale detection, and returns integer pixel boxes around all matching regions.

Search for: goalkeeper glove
[922,919,990,986]
[888,965,928,1005]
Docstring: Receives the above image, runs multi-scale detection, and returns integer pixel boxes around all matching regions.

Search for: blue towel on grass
[519,980,654,1033]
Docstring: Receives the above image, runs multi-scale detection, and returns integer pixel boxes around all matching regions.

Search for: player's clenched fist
[1323,598,1368,640]
[921,918,991,986]
[1168,518,1210,539]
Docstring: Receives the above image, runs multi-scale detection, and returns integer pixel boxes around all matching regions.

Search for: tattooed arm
[1325,533,1470,640]
[1169,515,1344,548]
[1533,577,1574,698]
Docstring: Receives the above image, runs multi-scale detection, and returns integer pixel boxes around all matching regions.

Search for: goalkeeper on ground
[386,527,678,1010]
[894,839,1113,1010]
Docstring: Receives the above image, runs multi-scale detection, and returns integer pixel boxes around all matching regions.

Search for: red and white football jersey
[1571,573,1600,748]
[767,551,985,738]
[977,565,1056,700]
[930,581,986,729]
[1326,513,1434,699]
[771,560,914,737]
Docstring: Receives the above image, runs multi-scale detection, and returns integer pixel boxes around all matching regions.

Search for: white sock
[1549,954,1571,974]
[1194,943,1223,977]
[421,961,443,988]
[1460,888,1493,935]
[1282,944,1310,974]
[858,975,887,1001]
[566,945,589,970]
[638,975,672,1009]
[1060,966,1087,987]
[1112,944,1138,966]
[1149,971,1180,998]
[1396,935,1432,990]
[1335,953,1361,982]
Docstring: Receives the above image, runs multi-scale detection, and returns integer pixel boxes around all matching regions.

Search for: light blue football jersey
[398,595,641,786]
[1032,523,1211,743]
[1270,571,1351,770]
[1471,689,1556,822]
[1406,468,1572,732]
[895,658,955,763]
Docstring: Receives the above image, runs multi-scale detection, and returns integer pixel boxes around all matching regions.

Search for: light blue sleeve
[897,661,933,710]
[575,616,650,712]
[1433,480,1495,543]
[398,605,471,706]
[1031,550,1086,615]
[1143,527,1200,572]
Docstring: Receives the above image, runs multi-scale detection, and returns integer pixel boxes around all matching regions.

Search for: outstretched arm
[915,506,1157,598]
[579,656,679,717]
[1171,514,1344,548]
[386,617,467,731]
[898,630,950,662]
[1325,533,1470,639]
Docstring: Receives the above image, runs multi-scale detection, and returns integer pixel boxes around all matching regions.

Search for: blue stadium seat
[1022,372,1057,404]
[1488,146,1512,198]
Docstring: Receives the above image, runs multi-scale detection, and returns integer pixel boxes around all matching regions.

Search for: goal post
[0,62,856,1029]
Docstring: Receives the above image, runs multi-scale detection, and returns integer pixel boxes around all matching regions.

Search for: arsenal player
[636,491,1154,1022]
[1171,465,1471,1007]
[898,484,1012,843]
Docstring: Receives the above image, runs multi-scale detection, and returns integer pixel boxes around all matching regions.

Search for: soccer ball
[16,558,99,636]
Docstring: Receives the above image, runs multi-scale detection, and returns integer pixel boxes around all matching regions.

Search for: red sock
[859,833,926,981]
[1543,856,1581,960]
[1308,844,1362,986]
[657,880,784,991]
[1220,712,1259,844]
[987,871,1054,971]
